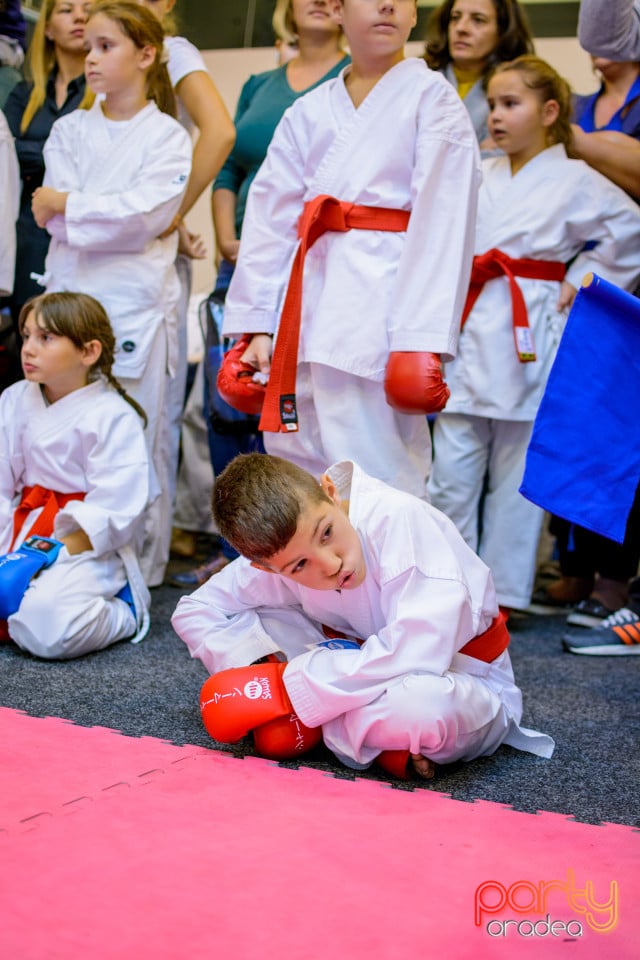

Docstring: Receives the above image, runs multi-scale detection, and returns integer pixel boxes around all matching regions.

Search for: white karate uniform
[223,58,480,498]
[164,36,209,511]
[0,108,19,296]
[172,461,554,769]
[1,379,151,659]
[428,144,640,608]
[41,99,192,585]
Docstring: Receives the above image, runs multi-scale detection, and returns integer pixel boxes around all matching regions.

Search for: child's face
[21,311,97,403]
[487,70,557,169]
[84,13,154,98]
[255,479,367,592]
[448,0,498,73]
[330,0,417,58]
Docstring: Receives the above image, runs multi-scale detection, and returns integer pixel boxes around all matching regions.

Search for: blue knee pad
[0,536,63,619]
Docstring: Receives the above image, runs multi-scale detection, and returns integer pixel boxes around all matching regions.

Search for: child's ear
[320,473,340,505]
[250,560,275,574]
[81,339,102,368]
[541,98,560,129]
[139,44,157,72]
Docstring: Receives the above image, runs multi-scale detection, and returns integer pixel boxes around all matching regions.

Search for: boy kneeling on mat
[172,454,554,779]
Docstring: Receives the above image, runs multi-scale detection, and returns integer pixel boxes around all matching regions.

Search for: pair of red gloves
[217,342,449,418]
[200,661,413,779]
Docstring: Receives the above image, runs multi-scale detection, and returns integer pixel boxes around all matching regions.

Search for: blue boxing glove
[0,535,63,619]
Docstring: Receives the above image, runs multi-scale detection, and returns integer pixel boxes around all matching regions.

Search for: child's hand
[32,187,68,228]
[60,529,93,555]
[177,222,207,259]
[241,333,273,380]
[556,280,577,313]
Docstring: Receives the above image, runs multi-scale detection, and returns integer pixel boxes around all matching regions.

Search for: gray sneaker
[563,607,640,655]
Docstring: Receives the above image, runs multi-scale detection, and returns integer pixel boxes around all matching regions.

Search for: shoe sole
[565,613,608,628]
[526,602,573,616]
[563,639,640,655]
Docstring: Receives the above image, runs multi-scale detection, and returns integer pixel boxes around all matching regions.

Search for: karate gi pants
[265,362,432,500]
[172,359,216,536]
[428,414,544,610]
[253,609,545,769]
[120,324,172,587]
[9,549,137,660]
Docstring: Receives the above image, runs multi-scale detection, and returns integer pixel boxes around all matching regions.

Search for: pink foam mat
[0,708,636,959]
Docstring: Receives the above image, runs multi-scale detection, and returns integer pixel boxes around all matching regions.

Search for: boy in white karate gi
[172,453,554,780]
[219,0,480,500]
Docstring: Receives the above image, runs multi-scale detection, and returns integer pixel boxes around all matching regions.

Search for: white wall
[188,38,597,296]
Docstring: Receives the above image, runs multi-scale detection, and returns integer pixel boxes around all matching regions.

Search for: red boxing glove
[375,749,412,780]
[384,351,450,415]
[216,335,266,416]
[200,662,293,744]
[253,713,322,761]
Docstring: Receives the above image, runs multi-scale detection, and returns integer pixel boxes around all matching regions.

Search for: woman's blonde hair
[21,0,94,134]
[19,292,148,426]
[490,55,575,151]
[86,0,177,116]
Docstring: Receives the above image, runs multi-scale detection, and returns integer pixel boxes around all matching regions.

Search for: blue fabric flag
[520,274,640,543]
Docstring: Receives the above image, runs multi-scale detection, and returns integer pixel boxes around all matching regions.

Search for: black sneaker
[565,598,613,628]
[527,586,577,615]
[563,607,640,655]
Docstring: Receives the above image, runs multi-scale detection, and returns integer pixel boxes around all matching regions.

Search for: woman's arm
[571,124,640,199]
[173,69,235,221]
[212,187,240,263]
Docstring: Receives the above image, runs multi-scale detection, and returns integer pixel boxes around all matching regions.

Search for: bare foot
[410,753,436,780]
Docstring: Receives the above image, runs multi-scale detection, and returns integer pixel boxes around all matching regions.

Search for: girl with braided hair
[0,291,152,658]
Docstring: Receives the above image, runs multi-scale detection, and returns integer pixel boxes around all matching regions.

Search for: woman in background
[3,0,92,342]
[424,0,533,152]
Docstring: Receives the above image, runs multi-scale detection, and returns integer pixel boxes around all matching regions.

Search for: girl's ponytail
[103,371,149,427]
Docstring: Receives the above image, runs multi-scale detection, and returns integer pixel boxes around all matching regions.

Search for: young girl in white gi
[31,0,192,587]
[0,291,151,659]
[427,56,640,612]
[220,0,480,500]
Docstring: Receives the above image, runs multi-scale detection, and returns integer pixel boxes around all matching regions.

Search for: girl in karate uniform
[427,55,640,612]
[0,291,151,659]
[31,0,192,587]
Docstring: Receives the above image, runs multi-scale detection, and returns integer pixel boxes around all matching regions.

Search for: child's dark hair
[87,0,177,117]
[490,55,575,151]
[212,453,332,564]
[424,0,534,81]
[19,292,148,426]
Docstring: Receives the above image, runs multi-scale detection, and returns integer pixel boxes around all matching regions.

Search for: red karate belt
[460,248,566,363]
[458,611,510,662]
[11,484,86,548]
[259,195,411,433]
[322,611,509,662]
[0,485,86,643]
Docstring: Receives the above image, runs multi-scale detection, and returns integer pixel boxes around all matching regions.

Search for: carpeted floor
[1,577,638,829]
